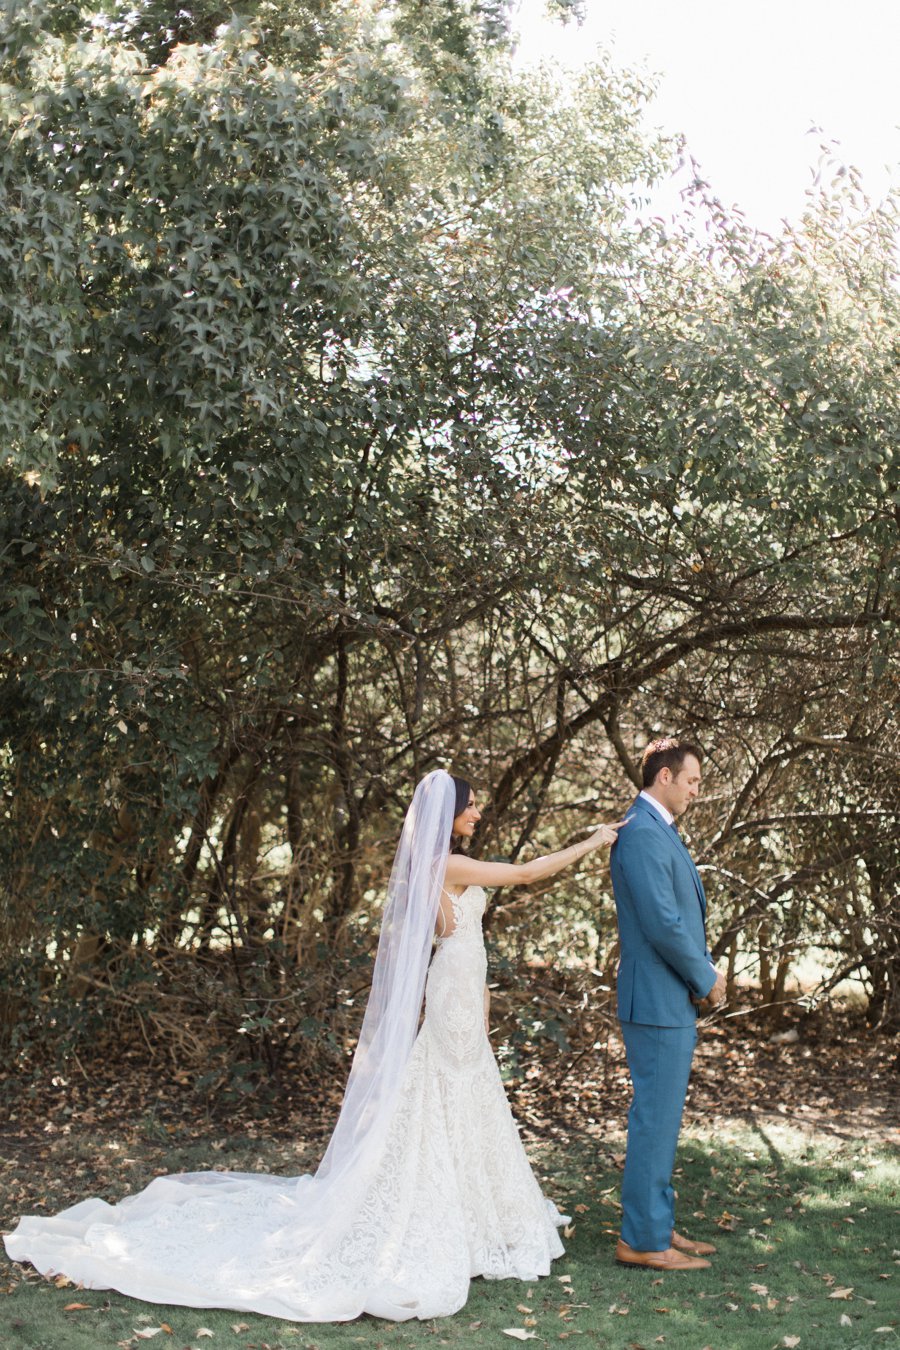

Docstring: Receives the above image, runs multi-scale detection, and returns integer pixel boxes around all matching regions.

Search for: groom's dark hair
[641,737,704,788]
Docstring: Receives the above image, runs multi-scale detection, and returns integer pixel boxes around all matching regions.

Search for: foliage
[0,0,897,1073]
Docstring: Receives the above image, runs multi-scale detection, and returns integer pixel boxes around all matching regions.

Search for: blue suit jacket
[610,795,716,1027]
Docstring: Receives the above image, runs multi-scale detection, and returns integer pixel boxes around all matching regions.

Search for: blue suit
[609,794,716,1251]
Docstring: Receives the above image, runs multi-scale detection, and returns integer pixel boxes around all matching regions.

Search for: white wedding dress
[4,886,566,1321]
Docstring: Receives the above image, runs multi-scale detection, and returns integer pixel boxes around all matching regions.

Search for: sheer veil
[314,767,456,1186]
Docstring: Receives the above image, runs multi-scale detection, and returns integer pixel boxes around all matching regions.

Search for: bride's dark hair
[450,775,474,854]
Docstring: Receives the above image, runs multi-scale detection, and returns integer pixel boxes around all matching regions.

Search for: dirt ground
[1,996,896,1179]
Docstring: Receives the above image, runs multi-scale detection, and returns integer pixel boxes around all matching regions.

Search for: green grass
[2,1122,898,1350]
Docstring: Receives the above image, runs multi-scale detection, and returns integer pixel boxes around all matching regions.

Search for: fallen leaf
[750,1282,769,1295]
[133,1333,164,1342]
[782,1339,801,1349]
[64,1303,93,1311]
[828,1287,854,1300]
[839,1314,852,1327]
[196,1333,215,1340]
[502,1331,536,1342]
[230,1327,250,1335]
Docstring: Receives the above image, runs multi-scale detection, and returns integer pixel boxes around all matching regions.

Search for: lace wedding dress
[4,886,566,1321]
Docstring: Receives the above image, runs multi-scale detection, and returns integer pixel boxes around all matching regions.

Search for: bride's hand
[586,818,629,849]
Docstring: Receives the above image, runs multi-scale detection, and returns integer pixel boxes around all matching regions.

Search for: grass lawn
[2,1118,897,1350]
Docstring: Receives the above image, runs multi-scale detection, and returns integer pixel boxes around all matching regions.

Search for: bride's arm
[444,820,626,889]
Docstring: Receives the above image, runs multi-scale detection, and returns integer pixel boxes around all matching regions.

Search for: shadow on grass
[1,1121,897,1350]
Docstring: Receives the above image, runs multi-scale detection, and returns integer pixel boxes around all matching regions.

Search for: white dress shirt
[639,789,675,827]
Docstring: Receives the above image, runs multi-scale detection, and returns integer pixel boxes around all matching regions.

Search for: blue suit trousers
[620,1020,697,1252]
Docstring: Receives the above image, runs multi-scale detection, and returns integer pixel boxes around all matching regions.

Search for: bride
[4,769,622,1322]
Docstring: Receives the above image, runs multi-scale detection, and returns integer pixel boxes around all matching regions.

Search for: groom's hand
[693,969,727,1009]
[707,970,727,1005]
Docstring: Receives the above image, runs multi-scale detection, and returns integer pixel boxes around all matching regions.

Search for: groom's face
[658,754,702,817]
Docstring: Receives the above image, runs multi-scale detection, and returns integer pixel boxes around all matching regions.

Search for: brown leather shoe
[671,1230,717,1256]
[615,1238,711,1271]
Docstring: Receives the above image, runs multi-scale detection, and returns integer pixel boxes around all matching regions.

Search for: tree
[1,0,896,1080]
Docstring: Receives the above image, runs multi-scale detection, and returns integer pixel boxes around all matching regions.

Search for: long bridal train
[3,886,566,1321]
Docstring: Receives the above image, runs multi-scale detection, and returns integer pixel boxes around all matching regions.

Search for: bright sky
[512,0,900,235]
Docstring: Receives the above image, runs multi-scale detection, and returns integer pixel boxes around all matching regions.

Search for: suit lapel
[672,828,707,915]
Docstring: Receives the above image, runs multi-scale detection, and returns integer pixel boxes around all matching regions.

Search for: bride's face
[453,791,481,840]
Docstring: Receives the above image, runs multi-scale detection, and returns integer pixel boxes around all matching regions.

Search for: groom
[609,737,726,1272]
